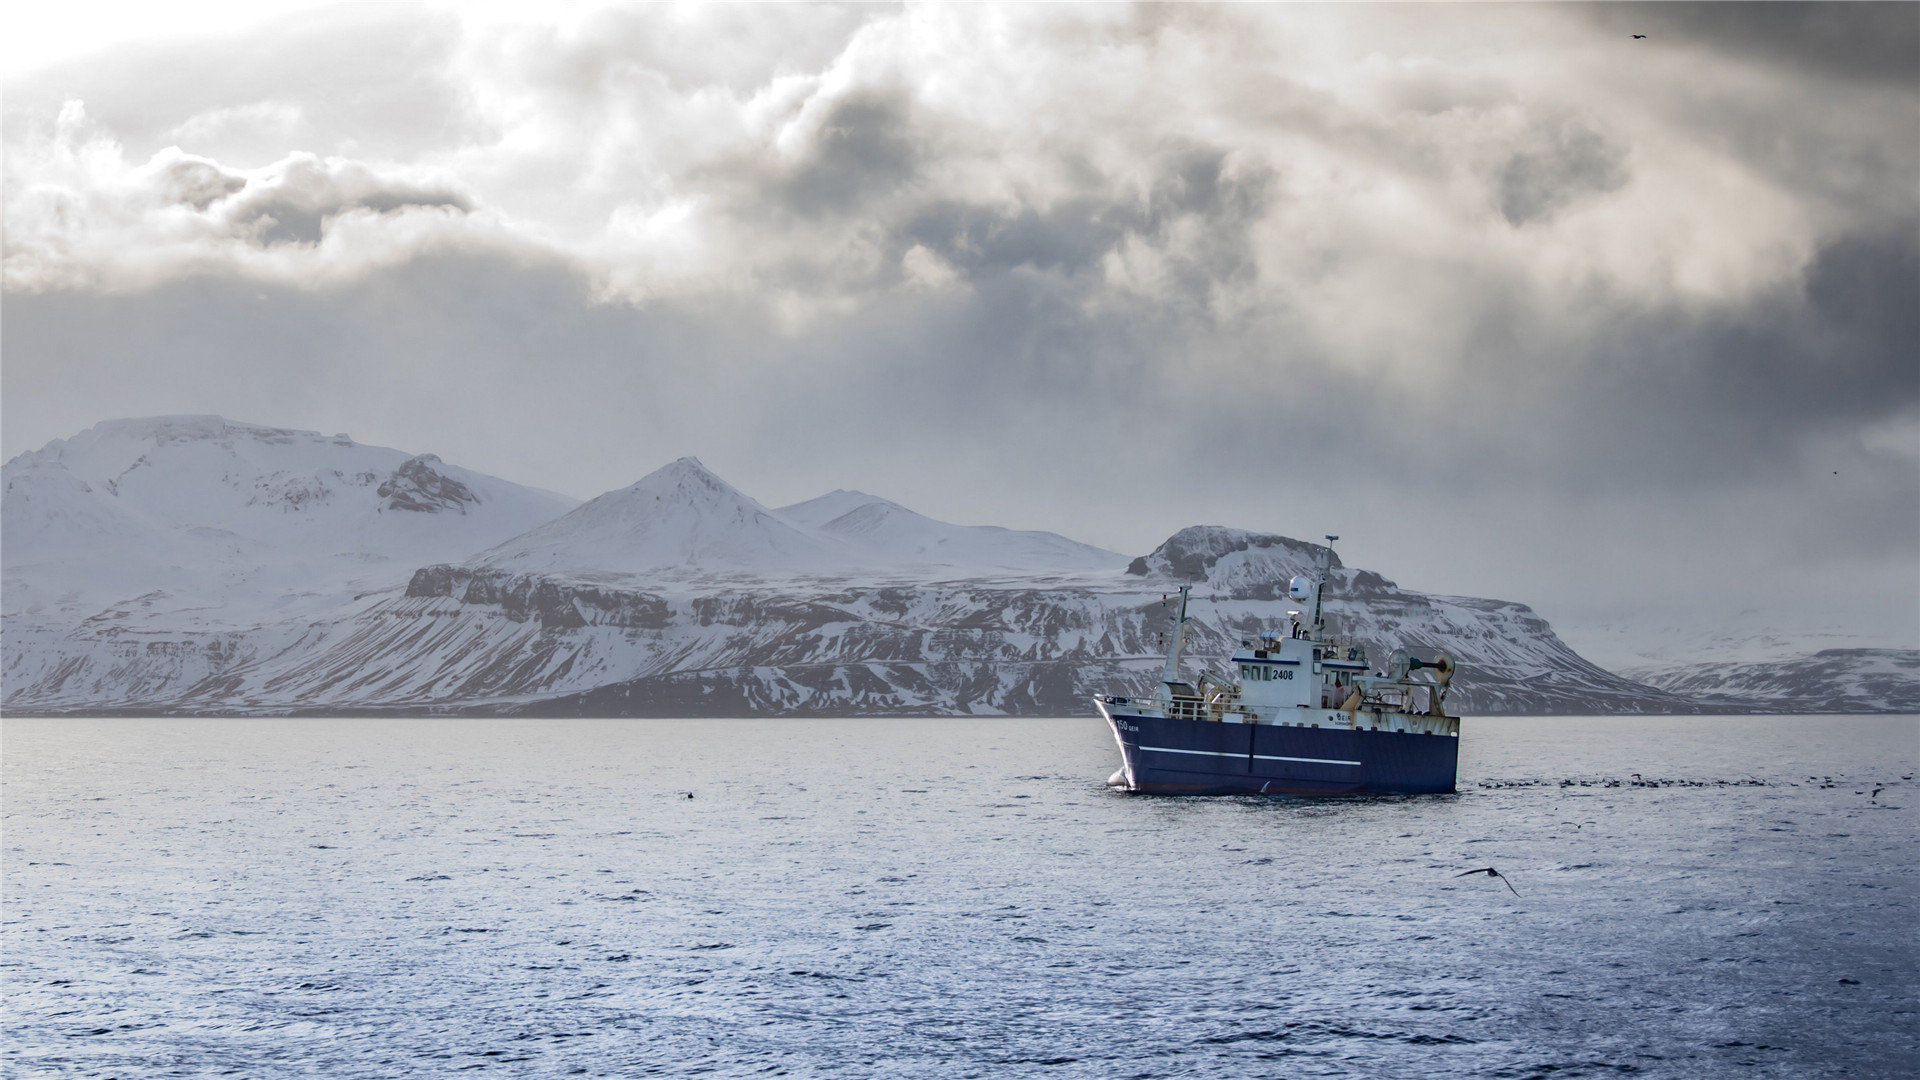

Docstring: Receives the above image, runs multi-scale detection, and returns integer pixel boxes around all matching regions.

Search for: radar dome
[1288,575,1313,602]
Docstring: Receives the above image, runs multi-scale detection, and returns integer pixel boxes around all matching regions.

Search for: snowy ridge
[779,490,1128,572]
[2,415,577,633]
[1626,649,1920,714]
[0,564,1681,714]
[476,457,842,575]
[3,561,1686,715]
[475,465,1128,577]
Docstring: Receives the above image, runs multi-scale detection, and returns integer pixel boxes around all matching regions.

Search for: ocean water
[3,715,1915,1079]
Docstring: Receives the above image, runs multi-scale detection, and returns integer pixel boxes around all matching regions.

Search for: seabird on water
[1457,867,1521,897]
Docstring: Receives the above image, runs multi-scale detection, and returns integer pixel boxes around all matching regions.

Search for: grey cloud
[770,89,923,219]
[217,155,473,246]
[899,147,1270,291]
[158,156,246,210]
[0,248,751,498]
[1497,118,1629,226]
[1473,225,1920,492]
[904,199,1122,277]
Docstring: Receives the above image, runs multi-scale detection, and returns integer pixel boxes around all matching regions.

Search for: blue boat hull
[1102,709,1458,795]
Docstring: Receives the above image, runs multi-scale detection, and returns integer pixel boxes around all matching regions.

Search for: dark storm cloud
[0,247,761,495]
[901,147,1269,284]
[1588,2,1919,86]
[1657,227,1916,433]
[775,89,923,218]
[1368,220,1920,496]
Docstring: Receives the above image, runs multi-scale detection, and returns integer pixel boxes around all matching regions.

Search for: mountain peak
[378,454,479,514]
[478,457,840,574]
[623,455,734,494]
[778,489,906,531]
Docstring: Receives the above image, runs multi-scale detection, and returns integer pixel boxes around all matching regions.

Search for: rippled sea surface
[4,715,1916,1079]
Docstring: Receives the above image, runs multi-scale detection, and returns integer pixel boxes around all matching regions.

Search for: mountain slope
[1626,649,1920,714]
[778,490,1128,572]
[476,457,844,576]
[2,416,577,700]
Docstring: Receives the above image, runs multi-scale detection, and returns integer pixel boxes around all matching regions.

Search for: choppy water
[3,715,1916,1079]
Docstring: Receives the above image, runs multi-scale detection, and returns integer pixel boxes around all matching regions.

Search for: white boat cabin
[1229,633,1370,711]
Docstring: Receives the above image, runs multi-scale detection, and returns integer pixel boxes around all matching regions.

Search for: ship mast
[1311,535,1337,640]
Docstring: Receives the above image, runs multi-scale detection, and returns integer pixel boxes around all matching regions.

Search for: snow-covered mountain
[476,457,843,576]
[2,417,578,703]
[10,423,1904,717]
[3,416,577,626]
[472,460,1127,577]
[1625,649,1920,714]
[4,431,1689,714]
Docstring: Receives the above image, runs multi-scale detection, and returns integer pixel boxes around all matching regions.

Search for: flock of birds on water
[665,755,1906,907]
[1450,771,1907,900]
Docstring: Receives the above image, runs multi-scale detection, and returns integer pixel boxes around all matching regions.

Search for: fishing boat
[1095,536,1459,795]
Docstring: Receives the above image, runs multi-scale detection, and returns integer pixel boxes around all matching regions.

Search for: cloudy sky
[4,2,1915,662]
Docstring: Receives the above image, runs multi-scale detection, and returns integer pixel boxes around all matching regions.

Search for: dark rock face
[508,659,1111,718]
[379,455,478,513]
[407,566,669,629]
[1127,526,1342,581]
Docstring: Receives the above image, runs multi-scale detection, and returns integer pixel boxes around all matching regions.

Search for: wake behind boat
[1095,536,1460,795]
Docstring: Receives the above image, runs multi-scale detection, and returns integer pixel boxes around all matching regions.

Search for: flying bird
[1632,34,1647,39]
[1456,867,1521,897]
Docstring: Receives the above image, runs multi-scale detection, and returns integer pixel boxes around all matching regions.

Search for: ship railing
[1162,697,1214,723]
[1219,698,1460,734]
[1114,694,1458,735]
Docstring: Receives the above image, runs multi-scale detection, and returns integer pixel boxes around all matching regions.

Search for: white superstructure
[1123,536,1459,738]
